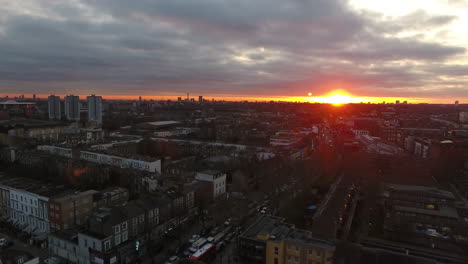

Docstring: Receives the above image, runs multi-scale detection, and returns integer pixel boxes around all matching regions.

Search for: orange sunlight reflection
[301,90,376,105]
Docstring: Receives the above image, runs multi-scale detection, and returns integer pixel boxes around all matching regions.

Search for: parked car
[0,238,12,248]
[164,256,179,264]
[44,257,60,264]
[183,249,191,257]
[216,241,225,251]
[224,218,232,226]
[189,234,200,244]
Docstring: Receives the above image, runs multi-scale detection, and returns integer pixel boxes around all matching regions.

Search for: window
[122,221,128,231]
[274,247,279,255]
[122,230,128,242]
[114,225,120,234]
[309,248,313,255]
[115,234,121,245]
[295,246,299,252]
[104,240,111,251]
[274,258,279,264]
[316,250,321,257]
[84,239,88,247]
[287,256,291,261]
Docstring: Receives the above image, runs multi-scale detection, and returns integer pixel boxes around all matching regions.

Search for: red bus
[189,243,215,261]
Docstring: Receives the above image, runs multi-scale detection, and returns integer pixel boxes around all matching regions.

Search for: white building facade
[6,187,49,234]
[195,170,226,198]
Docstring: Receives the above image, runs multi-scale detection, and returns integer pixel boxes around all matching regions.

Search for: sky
[0,0,467,102]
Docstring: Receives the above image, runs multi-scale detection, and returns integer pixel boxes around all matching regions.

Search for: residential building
[48,190,98,232]
[238,215,335,264]
[195,170,226,199]
[48,228,81,263]
[92,187,129,209]
[37,145,162,173]
[79,197,163,264]
[48,95,61,120]
[65,95,80,121]
[87,95,102,126]
[0,174,68,235]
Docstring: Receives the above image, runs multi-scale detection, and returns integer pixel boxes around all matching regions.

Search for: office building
[48,95,61,120]
[87,95,102,126]
[65,95,80,121]
[198,95,203,103]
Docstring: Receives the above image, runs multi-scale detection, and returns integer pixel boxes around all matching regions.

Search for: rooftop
[0,173,70,198]
[142,120,180,127]
[393,205,459,219]
[384,183,456,200]
[240,215,335,249]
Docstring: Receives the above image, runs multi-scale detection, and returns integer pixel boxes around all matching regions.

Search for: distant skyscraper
[177,97,182,101]
[199,95,203,103]
[87,95,102,126]
[396,100,400,104]
[403,101,408,104]
[64,95,80,121]
[455,100,459,106]
[33,94,36,101]
[48,95,61,120]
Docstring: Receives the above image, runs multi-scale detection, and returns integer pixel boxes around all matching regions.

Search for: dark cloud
[0,0,466,99]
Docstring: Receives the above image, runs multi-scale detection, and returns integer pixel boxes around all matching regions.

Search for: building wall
[49,191,96,232]
[87,95,102,126]
[48,235,79,263]
[7,189,49,234]
[266,240,285,264]
[195,172,226,199]
[266,240,334,264]
[65,95,80,121]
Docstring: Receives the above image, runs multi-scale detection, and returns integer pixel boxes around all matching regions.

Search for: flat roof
[144,121,180,126]
[385,183,456,200]
[394,205,459,219]
[0,173,70,197]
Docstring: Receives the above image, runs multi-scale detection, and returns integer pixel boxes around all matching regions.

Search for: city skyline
[0,0,467,101]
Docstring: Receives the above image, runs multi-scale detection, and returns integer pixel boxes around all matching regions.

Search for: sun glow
[308,90,367,105]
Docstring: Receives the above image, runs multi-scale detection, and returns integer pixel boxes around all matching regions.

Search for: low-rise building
[195,170,226,199]
[48,190,98,232]
[238,215,335,264]
[0,174,68,236]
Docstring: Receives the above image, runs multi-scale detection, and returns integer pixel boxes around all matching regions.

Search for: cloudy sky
[1,0,467,102]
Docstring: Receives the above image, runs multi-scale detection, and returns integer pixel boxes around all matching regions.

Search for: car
[189,234,200,244]
[0,238,12,248]
[183,249,191,257]
[44,257,60,264]
[164,256,179,264]
[224,218,232,226]
[216,241,225,251]
[164,227,175,236]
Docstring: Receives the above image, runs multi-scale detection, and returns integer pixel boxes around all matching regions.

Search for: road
[0,231,49,260]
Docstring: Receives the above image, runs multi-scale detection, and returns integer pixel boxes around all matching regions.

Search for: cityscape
[1,1,468,264]
[0,95,467,264]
